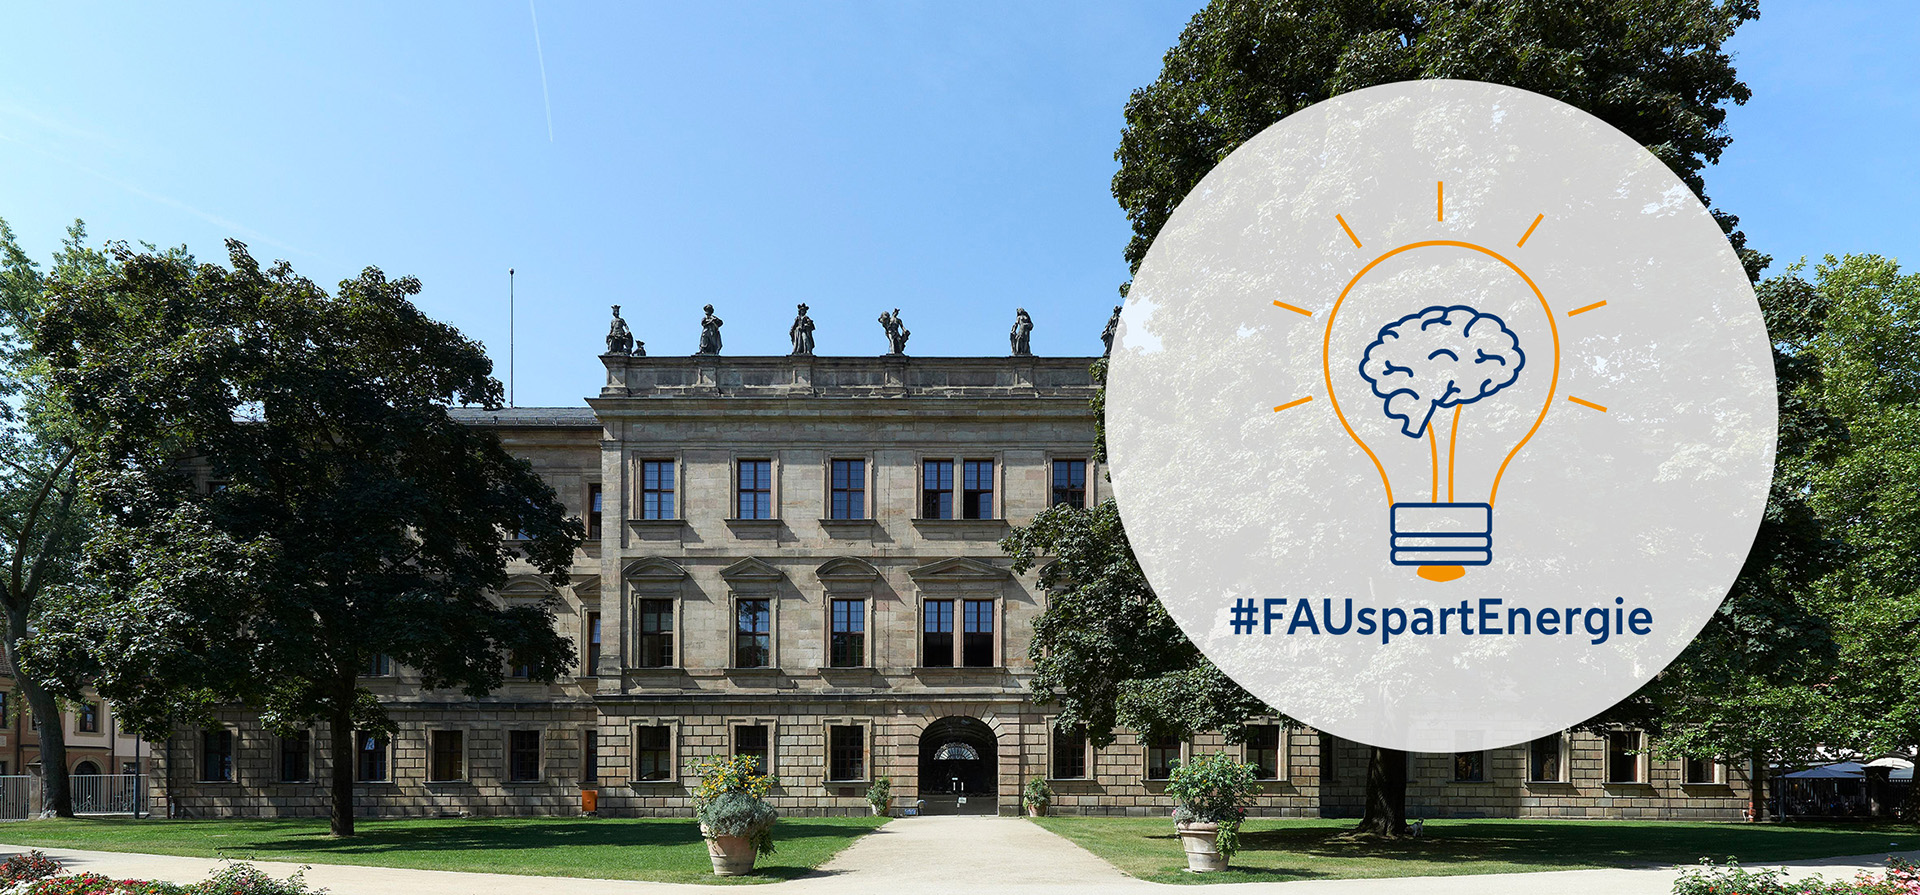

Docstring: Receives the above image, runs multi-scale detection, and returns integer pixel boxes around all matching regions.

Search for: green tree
[1101,0,1764,836]
[0,219,110,817]
[35,240,582,836]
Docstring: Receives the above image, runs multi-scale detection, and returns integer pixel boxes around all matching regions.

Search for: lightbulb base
[1390,502,1492,574]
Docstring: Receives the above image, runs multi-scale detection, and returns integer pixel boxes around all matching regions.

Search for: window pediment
[623,556,690,582]
[907,557,1010,583]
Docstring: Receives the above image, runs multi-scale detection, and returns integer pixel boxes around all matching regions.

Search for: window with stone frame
[640,460,675,520]
[1684,757,1723,785]
[508,730,542,782]
[429,730,465,782]
[363,653,392,677]
[828,725,865,782]
[582,729,600,783]
[734,724,771,775]
[735,599,771,668]
[830,459,866,520]
[586,483,603,539]
[634,725,673,781]
[921,460,954,519]
[735,460,773,520]
[1051,459,1087,508]
[356,731,390,782]
[961,599,994,667]
[1245,725,1283,780]
[1452,750,1487,782]
[637,599,674,667]
[1145,733,1181,781]
[278,730,311,783]
[1606,730,1644,783]
[79,702,99,733]
[830,598,865,668]
[1529,732,1566,783]
[199,728,234,782]
[582,611,602,677]
[1051,722,1089,780]
[921,599,955,667]
[961,460,994,519]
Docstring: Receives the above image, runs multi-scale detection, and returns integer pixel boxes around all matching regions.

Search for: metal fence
[71,774,146,816]
[0,776,30,820]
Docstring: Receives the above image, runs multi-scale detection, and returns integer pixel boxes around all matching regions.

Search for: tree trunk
[1355,747,1409,837]
[328,703,355,837]
[4,607,70,817]
[1749,749,1768,823]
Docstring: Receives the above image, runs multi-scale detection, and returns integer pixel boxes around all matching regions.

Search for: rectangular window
[356,732,390,782]
[1452,751,1486,782]
[734,724,771,774]
[587,483,603,539]
[279,730,311,783]
[736,460,772,520]
[583,729,600,783]
[1685,757,1721,784]
[830,459,866,520]
[508,730,541,782]
[637,599,674,668]
[1607,731,1643,783]
[735,599,771,668]
[640,460,676,520]
[429,730,465,782]
[79,702,100,734]
[0,691,8,721]
[962,460,994,519]
[635,726,672,781]
[199,729,234,782]
[922,599,955,667]
[583,612,602,677]
[508,651,531,679]
[364,654,392,677]
[830,599,866,668]
[921,460,954,519]
[1246,725,1282,780]
[1052,723,1088,780]
[1529,733,1565,782]
[962,599,994,667]
[828,725,865,782]
[1145,733,1181,781]
[1052,459,1088,508]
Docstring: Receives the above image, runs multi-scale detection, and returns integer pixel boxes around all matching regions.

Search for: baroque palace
[155,309,1750,820]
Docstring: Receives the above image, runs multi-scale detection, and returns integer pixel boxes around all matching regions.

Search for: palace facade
[155,351,1749,821]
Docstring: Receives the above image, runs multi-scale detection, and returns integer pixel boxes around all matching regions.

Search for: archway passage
[73,761,100,776]
[917,716,998,815]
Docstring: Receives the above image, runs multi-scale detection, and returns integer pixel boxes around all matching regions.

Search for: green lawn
[0,815,888,885]
[1032,817,1919,885]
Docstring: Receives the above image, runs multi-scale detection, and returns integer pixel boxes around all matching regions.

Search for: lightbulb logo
[1104,80,1778,751]
[1352,303,1526,579]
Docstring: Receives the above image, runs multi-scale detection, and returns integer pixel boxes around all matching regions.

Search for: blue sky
[1,2,1914,406]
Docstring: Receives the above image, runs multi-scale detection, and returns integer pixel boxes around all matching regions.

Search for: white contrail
[529,0,554,143]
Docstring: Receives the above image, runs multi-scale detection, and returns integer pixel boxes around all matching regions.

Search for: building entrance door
[917,716,998,815]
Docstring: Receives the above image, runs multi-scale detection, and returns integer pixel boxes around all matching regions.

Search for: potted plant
[1164,751,1261,872]
[1023,776,1053,817]
[866,776,892,816]
[691,754,778,876]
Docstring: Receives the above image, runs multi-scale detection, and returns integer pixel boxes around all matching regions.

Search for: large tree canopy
[35,240,582,835]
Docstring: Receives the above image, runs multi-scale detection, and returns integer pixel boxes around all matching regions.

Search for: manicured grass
[1032,816,1919,885]
[0,815,888,885]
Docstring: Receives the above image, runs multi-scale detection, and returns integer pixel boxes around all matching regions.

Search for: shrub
[0,852,62,886]
[1671,857,1919,895]
[186,862,324,895]
[866,776,891,812]
[1164,751,1261,859]
[1023,777,1052,810]
[690,754,780,857]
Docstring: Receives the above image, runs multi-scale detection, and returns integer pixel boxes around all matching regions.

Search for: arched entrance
[917,716,998,815]
[73,761,100,776]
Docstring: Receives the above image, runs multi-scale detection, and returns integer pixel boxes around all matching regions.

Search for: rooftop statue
[606,305,635,355]
[1010,307,1033,357]
[790,303,816,356]
[880,309,910,356]
[696,304,724,356]
[1101,304,1122,357]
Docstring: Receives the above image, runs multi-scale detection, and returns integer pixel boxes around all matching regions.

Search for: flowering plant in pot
[866,776,892,816]
[1164,751,1261,872]
[691,754,779,876]
[1023,776,1053,817]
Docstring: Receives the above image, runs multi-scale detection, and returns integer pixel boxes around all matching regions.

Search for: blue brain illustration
[1358,305,1525,438]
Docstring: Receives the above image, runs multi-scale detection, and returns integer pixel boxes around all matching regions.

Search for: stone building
[155,350,1749,821]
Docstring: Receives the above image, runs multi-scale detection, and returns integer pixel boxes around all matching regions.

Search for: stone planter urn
[1026,802,1047,818]
[1176,820,1227,872]
[700,823,760,876]
[870,802,889,817]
